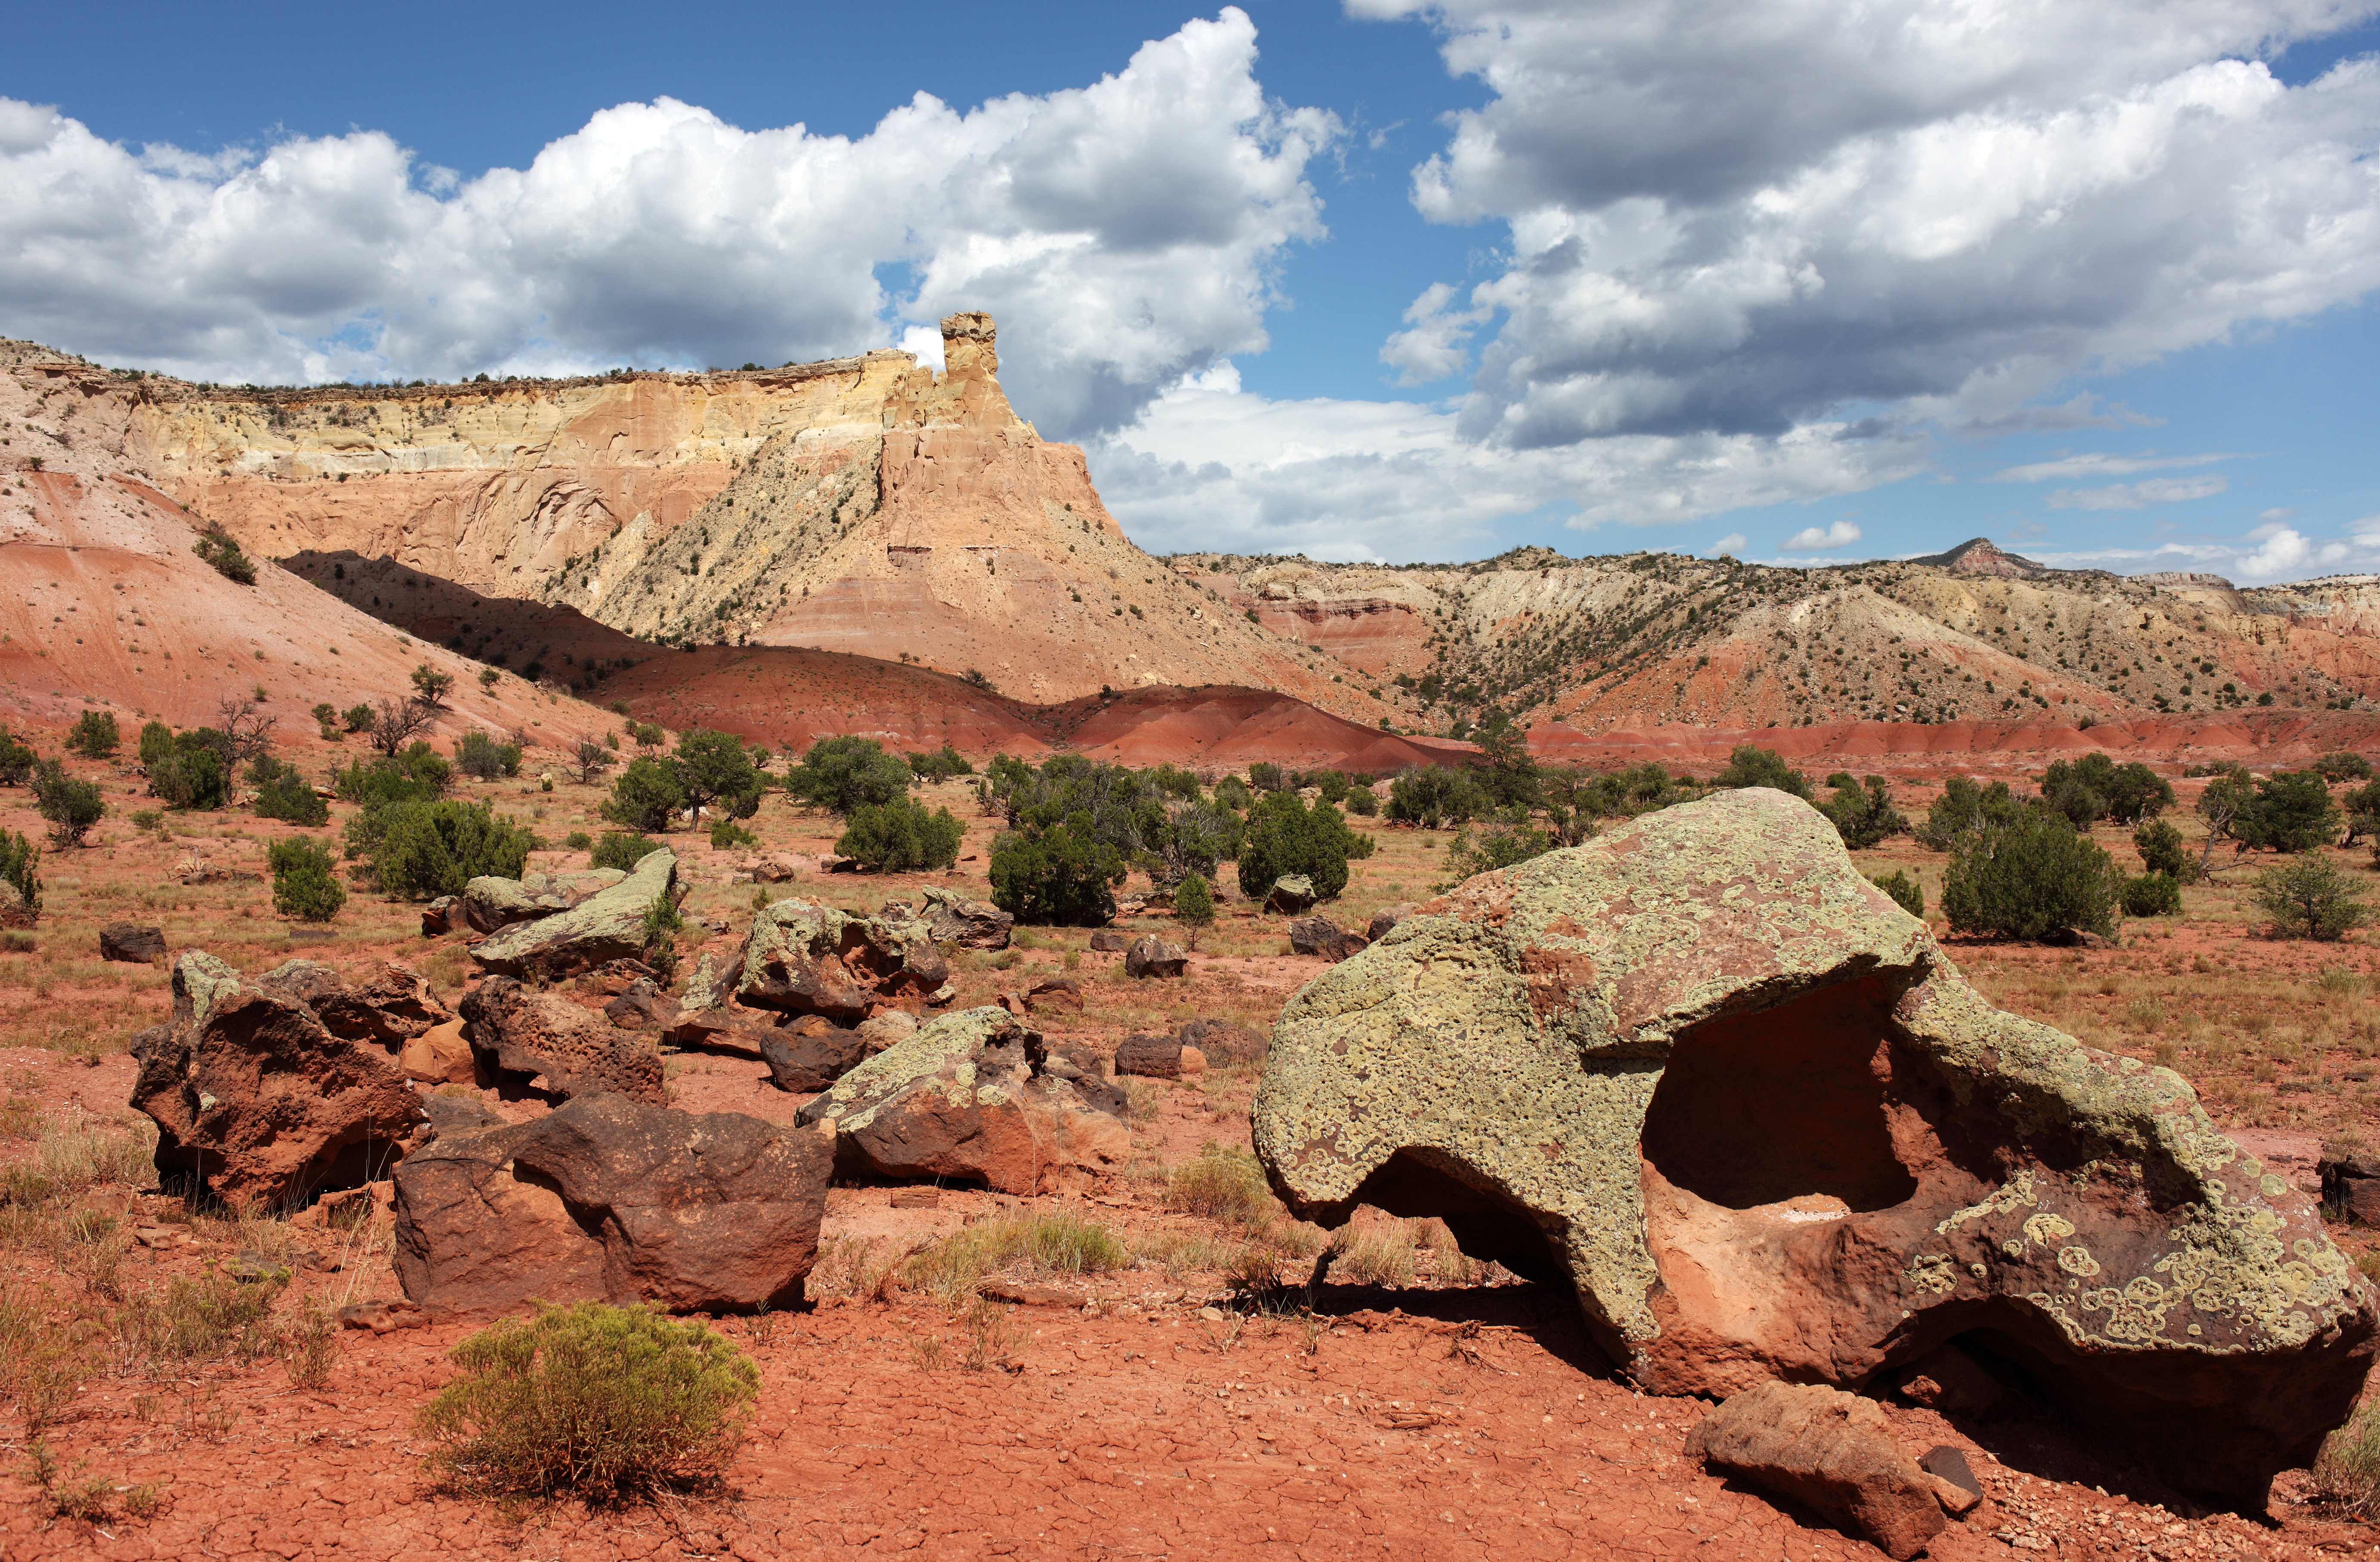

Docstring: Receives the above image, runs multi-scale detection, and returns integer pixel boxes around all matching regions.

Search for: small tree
[214,695,278,767]
[603,757,688,832]
[1236,793,1373,902]
[1174,872,1216,949]
[990,814,1128,925]
[192,528,256,584]
[369,800,539,900]
[568,735,615,787]
[311,702,342,741]
[2238,771,2344,854]
[30,760,105,848]
[1870,869,1924,919]
[590,831,660,872]
[66,711,120,759]
[836,796,964,872]
[1436,819,1554,890]
[1818,775,1908,850]
[269,837,346,921]
[453,730,523,781]
[1385,766,1490,829]
[1712,744,1812,800]
[2253,858,2371,941]
[676,729,765,822]
[2316,752,2374,782]
[0,828,40,922]
[411,663,456,709]
[0,726,35,787]
[784,736,912,816]
[477,667,500,693]
[2194,766,2257,872]
[251,755,329,826]
[1940,807,2119,942]
[2120,873,2184,918]
[371,697,435,757]
[342,703,376,735]
[2132,818,2194,880]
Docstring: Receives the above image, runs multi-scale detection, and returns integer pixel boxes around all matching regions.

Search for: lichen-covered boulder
[459,976,665,1105]
[468,851,675,977]
[130,952,428,1210]
[255,959,451,1050]
[796,1007,1129,1194]
[1264,874,1317,914]
[1252,788,2376,1505]
[461,868,627,934]
[736,899,951,1021]
[391,1094,831,1318]
[921,885,1014,950]
[1124,935,1186,979]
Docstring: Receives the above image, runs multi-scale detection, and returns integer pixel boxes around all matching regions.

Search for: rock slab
[921,885,1013,950]
[392,1093,831,1317]
[1685,1382,1945,1561]
[99,923,167,964]
[468,850,676,977]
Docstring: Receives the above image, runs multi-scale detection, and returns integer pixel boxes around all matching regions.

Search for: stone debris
[392,1093,831,1318]
[398,1018,476,1086]
[1253,787,2376,1504]
[1685,1381,1946,1560]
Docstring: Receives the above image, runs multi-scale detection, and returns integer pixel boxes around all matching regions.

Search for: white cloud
[1708,533,1747,557]
[2025,528,2370,581]
[2260,506,2300,521]
[1989,450,2237,483]
[1780,520,1863,552]
[1367,2,2380,449]
[0,9,1336,438]
[2045,474,2230,509]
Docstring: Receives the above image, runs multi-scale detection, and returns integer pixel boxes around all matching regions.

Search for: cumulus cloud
[2046,474,2230,509]
[1708,533,1747,557]
[1362,0,2380,448]
[1780,520,1863,552]
[0,9,1335,438]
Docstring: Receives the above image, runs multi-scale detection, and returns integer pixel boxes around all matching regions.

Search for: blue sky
[3,1,2376,580]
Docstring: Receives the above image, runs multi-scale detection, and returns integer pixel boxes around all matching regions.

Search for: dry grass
[899,1210,1128,1302]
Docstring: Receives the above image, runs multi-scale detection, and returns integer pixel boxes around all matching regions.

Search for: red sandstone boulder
[1115,1033,1190,1079]
[391,1093,831,1318]
[1124,935,1187,979]
[129,951,428,1210]
[99,923,167,964]
[1178,1017,1265,1065]
[920,885,1013,950]
[760,1014,869,1093]
[1686,1382,1945,1560]
[737,900,951,1021]
[256,959,452,1050]
[1287,916,1366,962]
[460,977,664,1105]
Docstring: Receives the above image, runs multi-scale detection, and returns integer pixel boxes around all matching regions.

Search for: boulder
[1685,1382,1945,1561]
[1114,1034,1190,1079]
[1251,787,2376,1506]
[129,951,428,1210]
[421,896,462,936]
[1288,916,1367,962]
[256,960,452,1050]
[921,885,1014,950]
[795,1007,1130,1194]
[745,853,808,883]
[1365,904,1415,943]
[1087,930,1130,953]
[856,1010,920,1055]
[99,923,167,964]
[1178,1017,1265,1066]
[1264,874,1317,914]
[400,1018,477,1086]
[601,980,681,1033]
[735,899,950,1021]
[391,1093,831,1318]
[420,1091,507,1141]
[1124,935,1187,979]
[1022,977,1084,1015]
[459,977,665,1105]
[760,1015,869,1093]
[468,850,677,978]
[462,869,628,933]
[2322,1142,2380,1226]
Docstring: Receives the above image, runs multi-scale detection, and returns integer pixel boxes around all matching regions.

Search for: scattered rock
[736,900,950,1022]
[1022,977,1084,1015]
[856,1010,920,1056]
[744,852,809,883]
[761,1014,869,1093]
[99,923,166,964]
[421,896,462,936]
[1177,1018,1264,1066]
[420,1091,507,1141]
[1288,916,1367,962]
[1365,904,1415,943]
[2322,1141,2380,1225]
[819,853,858,874]
[336,1299,425,1334]
[392,1093,832,1317]
[400,1018,477,1086]
[257,960,452,1050]
[1177,1046,1207,1079]
[1264,874,1317,914]
[1894,1345,2006,1417]
[1124,935,1187,979]
[889,1188,941,1210]
[1087,930,1130,953]
[1686,1381,1945,1561]
[1115,1035,1190,1079]
[921,885,1014,950]
[129,951,428,1210]
[468,850,677,978]
[1253,788,2376,1504]
[459,976,666,1105]
[1919,1446,1983,1513]
[796,1007,1130,1195]
[602,979,681,1033]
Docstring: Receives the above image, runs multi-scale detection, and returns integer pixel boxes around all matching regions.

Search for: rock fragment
[736,899,949,1021]
[1088,930,1130,953]
[1177,1017,1265,1066]
[1288,916,1366,962]
[920,885,1014,950]
[399,1018,477,1085]
[1124,935,1186,979]
[1685,1381,1945,1561]
[760,1015,869,1093]
[1115,1034,1190,1079]
[1365,904,1414,942]
[1264,874,1317,914]
[459,977,664,1105]
[99,923,167,964]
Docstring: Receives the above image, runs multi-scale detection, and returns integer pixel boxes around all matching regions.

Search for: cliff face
[123,317,1369,714]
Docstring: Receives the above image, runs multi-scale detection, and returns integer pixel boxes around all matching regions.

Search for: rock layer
[1252,787,2377,1504]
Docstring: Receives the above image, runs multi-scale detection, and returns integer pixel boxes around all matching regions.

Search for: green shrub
[2238,771,2345,853]
[2316,752,2374,782]
[707,818,759,851]
[675,729,766,822]
[341,704,375,734]
[1174,873,1215,947]
[1916,776,2022,850]
[1247,762,1288,794]
[990,814,1126,926]
[2316,1398,2380,1518]
[1345,787,1378,817]
[192,528,256,585]
[1712,744,1812,799]
[1385,765,1488,828]
[452,730,523,781]
[147,728,233,811]
[1819,775,1909,849]
[65,711,119,759]
[1152,799,1242,888]
[31,761,104,849]
[369,800,538,900]
[1869,869,1924,919]
[590,831,658,872]
[563,829,592,851]
[2120,872,2184,918]
[250,756,329,826]
[1941,808,2119,942]
[416,1302,758,1502]
[1437,819,1553,889]
[641,894,684,983]
[898,1212,1128,1301]
[836,796,964,872]
[269,838,346,921]
[905,743,976,784]
[784,736,911,816]
[1211,775,1252,811]
[2132,818,2192,880]
[2040,753,2173,826]
[1147,763,1201,801]
[0,726,34,787]
[1236,792,1372,902]
[0,828,39,921]
[601,757,686,833]
[2253,858,2371,941]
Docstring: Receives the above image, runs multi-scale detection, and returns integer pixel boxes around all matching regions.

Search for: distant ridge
[1907,537,2049,578]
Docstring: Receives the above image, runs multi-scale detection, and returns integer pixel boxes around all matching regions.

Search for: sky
[2,0,2377,582]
